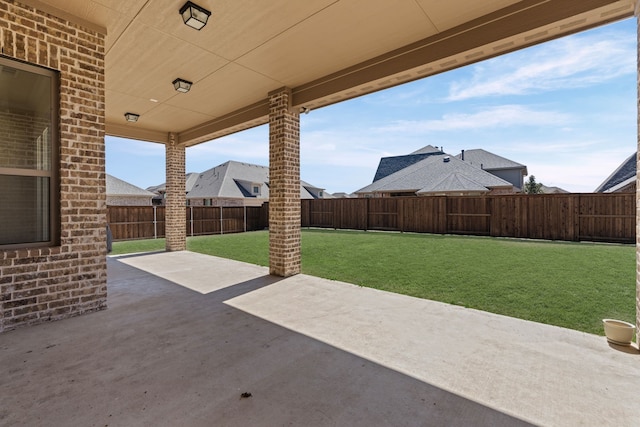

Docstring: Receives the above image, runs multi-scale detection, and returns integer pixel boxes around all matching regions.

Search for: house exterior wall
[0,0,107,332]
[611,182,636,193]
[487,169,524,190]
[487,187,517,195]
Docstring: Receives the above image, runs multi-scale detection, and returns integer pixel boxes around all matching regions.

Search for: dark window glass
[0,58,58,248]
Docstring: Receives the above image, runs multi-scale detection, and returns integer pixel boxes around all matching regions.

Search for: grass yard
[112,229,636,335]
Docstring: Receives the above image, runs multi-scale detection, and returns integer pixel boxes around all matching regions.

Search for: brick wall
[0,0,107,332]
[268,87,301,277]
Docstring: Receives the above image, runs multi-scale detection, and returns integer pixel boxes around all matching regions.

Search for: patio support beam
[165,132,186,251]
[268,87,301,277]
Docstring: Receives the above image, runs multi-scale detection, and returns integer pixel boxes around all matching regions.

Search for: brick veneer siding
[165,133,186,251]
[0,0,107,332]
[268,87,301,277]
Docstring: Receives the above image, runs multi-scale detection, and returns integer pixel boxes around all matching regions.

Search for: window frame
[0,56,60,250]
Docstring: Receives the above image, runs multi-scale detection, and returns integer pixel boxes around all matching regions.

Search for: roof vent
[443,156,450,163]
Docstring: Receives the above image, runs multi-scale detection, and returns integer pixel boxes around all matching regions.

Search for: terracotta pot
[602,319,635,345]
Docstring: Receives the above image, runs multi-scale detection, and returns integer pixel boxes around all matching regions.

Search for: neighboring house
[540,185,569,194]
[594,152,636,193]
[106,174,156,206]
[455,149,528,190]
[332,192,355,198]
[147,172,200,205]
[356,145,517,197]
[186,161,330,207]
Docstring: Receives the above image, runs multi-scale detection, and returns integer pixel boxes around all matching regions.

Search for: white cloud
[377,105,571,133]
[186,128,270,167]
[448,30,635,100]
[301,129,394,169]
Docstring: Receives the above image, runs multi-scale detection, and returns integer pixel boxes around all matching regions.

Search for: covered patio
[1,1,640,424]
[1,251,638,426]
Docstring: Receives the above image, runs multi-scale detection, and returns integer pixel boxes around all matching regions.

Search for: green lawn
[112,229,636,335]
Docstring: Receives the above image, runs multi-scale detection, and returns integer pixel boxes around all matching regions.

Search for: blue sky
[106,18,637,194]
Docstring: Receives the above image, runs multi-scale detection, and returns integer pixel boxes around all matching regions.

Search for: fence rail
[108,193,635,243]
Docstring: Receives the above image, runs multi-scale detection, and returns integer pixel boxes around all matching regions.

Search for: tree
[524,175,543,194]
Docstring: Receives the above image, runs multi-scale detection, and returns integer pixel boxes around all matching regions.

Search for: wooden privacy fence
[108,193,635,243]
[107,205,268,241]
[302,193,636,243]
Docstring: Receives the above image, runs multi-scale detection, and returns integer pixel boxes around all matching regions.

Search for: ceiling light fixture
[179,1,211,30]
[172,78,193,93]
[124,112,139,122]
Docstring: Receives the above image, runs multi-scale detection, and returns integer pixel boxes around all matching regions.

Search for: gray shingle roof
[417,173,489,194]
[410,145,442,155]
[594,152,636,193]
[186,161,326,200]
[106,174,156,197]
[540,185,569,194]
[188,161,269,199]
[455,149,527,174]
[373,145,444,182]
[356,154,512,194]
[147,172,199,194]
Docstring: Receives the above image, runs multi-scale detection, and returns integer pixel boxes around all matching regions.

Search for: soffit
[20,0,636,145]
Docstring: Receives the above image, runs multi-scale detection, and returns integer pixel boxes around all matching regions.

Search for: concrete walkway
[1,251,639,427]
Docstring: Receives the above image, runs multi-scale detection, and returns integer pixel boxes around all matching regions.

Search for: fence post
[365,198,370,231]
[244,205,247,233]
[190,206,194,237]
[220,205,223,235]
[153,205,157,239]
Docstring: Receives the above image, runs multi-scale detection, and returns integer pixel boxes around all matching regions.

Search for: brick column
[166,133,186,251]
[268,87,301,276]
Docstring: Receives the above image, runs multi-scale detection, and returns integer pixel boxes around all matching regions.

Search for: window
[0,58,59,249]
[318,190,323,197]
[252,185,260,194]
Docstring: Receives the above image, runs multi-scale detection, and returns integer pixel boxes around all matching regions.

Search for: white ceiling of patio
[23,0,635,145]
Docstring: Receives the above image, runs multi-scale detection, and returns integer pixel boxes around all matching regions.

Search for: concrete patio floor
[1,251,639,427]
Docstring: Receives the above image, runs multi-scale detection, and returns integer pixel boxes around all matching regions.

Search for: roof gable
[188,161,270,199]
[106,174,155,197]
[373,148,444,182]
[594,152,636,193]
[186,161,327,199]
